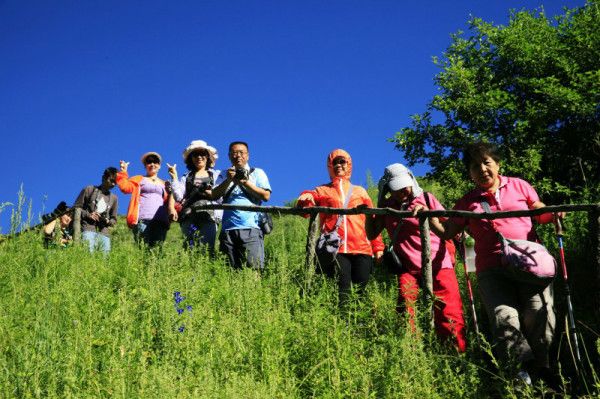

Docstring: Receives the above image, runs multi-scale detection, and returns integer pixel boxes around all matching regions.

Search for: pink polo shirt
[451,176,540,273]
[383,192,454,274]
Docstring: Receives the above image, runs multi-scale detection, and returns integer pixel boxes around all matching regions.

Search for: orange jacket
[297,149,384,256]
[116,172,168,227]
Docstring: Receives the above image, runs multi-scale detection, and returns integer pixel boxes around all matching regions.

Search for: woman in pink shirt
[366,163,466,352]
[427,142,559,387]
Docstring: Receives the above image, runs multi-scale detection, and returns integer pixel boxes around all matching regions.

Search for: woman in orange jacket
[297,149,384,305]
[117,152,170,248]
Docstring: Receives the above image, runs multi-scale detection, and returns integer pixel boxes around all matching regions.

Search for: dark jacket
[74,185,118,236]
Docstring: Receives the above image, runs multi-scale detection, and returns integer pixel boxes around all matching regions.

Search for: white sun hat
[182,140,219,161]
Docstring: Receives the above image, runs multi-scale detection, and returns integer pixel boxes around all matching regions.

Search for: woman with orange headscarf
[297,149,384,305]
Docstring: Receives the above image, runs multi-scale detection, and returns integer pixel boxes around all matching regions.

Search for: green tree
[393,0,600,204]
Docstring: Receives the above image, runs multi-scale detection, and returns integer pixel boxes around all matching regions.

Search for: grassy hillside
[0,213,598,398]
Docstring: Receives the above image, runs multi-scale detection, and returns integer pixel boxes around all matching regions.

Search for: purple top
[139,178,169,223]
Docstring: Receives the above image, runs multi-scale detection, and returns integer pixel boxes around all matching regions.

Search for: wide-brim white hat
[182,140,218,161]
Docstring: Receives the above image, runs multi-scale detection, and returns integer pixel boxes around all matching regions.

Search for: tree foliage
[393,0,600,204]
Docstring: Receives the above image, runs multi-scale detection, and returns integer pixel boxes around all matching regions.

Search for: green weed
[0,210,598,398]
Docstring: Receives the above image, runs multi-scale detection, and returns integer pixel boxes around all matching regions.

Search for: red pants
[398,268,467,352]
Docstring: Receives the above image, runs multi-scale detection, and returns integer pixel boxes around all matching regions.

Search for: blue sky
[0,0,584,232]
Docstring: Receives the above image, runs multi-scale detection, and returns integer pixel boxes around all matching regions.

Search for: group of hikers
[41,139,562,389]
[44,140,271,270]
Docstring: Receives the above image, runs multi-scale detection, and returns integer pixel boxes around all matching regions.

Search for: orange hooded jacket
[116,172,168,227]
[297,149,384,256]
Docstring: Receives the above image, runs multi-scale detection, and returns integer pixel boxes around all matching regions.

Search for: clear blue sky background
[0,0,584,232]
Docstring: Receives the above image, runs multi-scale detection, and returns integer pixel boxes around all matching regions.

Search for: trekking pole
[554,215,583,370]
[454,233,480,337]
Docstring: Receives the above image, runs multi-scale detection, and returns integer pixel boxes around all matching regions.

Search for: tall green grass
[0,211,598,398]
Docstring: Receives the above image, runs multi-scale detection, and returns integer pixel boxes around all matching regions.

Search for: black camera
[196,182,211,199]
[197,181,210,192]
[100,210,111,226]
[234,168,249,180]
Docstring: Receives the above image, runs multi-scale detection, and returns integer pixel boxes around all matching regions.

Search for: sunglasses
[332,158,347,166]
[145,158,160,165]
[191,151,209,158]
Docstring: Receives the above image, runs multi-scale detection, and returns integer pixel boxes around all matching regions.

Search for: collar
[498,175,508,189]
[474,175,507,197]
[98,185,112,194]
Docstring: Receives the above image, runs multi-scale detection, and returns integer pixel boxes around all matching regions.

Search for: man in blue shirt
[212,141,271,269]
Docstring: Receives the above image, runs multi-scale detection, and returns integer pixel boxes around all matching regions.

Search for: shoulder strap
[480,199,505,244]
[390,218,404,242]
[423,191,432,209]
[331,183,354,231]
[480,200,492,214]
[185,170,214,190]
[185,172,195,196]
[389,191,422,243]
[223,168,259,203]
[342,184,353,208]
[89,186,101,212]
[108,193,116,211]
[240,185,260,204]
[223,184,236,202]
[184,171,215,204]
[240,168,259,202]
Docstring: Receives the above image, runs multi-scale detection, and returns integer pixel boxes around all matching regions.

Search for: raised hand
[412,204,426,216]
[119,160,130,173]
[297,193,315,206]
[167,163,177,180]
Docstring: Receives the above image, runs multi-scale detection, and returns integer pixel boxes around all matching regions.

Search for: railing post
[305,213,319,270]
[419,216,434,329]
[73,207,81,243]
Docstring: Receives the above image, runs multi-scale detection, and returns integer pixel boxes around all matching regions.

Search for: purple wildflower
[173,291,185,304]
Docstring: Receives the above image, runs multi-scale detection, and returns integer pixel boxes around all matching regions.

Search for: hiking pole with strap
[554,216,583,371]
[454,233,480,337]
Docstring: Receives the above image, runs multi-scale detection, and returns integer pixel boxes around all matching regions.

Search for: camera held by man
[234,167,249,181]
[99,209,112,227]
